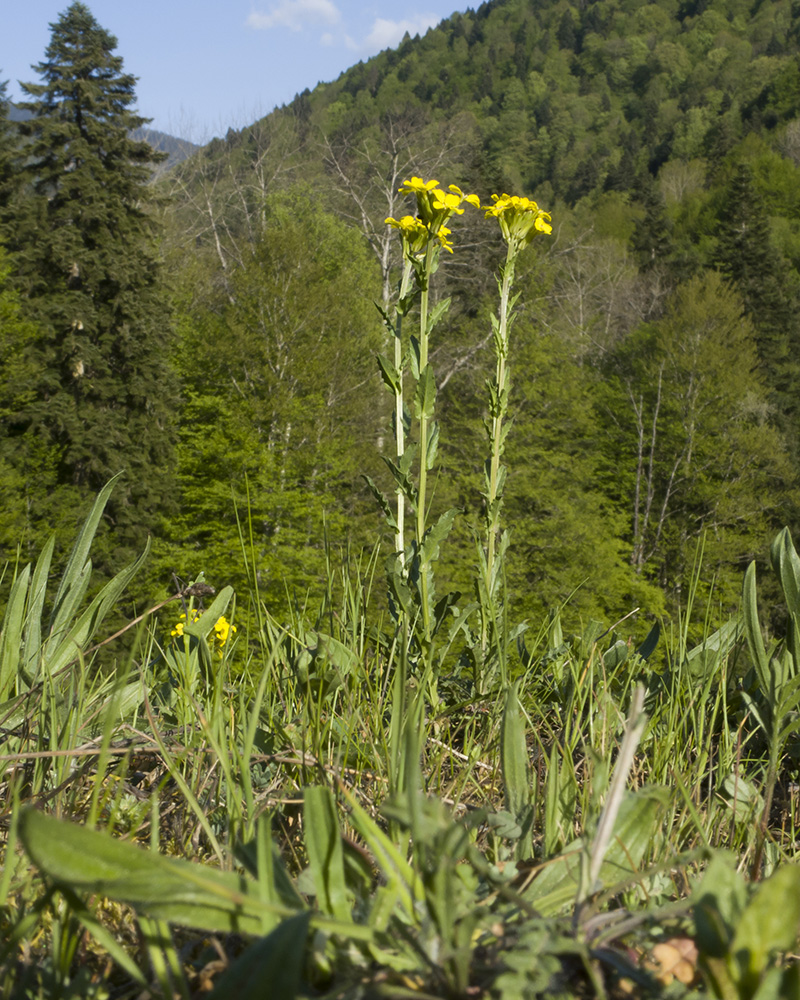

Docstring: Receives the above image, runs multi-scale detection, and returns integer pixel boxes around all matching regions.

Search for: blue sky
[5,0,462,140]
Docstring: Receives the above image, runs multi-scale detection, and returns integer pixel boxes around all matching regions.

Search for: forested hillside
[4,0,800,629]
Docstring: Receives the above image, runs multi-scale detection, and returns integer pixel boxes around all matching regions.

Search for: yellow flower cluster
[386,178,552,256]
[170,609,202,638]
[386,177,480,254]
[170,611,237,658]
[212,616,236,646]
[483,193,553,249]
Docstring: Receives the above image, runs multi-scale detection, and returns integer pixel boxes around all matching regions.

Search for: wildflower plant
[162,592,236,726]
[479,194,552,684]
[381,178,480,707]
[381,180,553,699]
[170,610,236,659]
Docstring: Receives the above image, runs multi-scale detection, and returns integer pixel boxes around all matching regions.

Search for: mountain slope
[160,0,800,622]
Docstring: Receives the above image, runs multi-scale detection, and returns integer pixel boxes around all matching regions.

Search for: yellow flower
[483,193,553,250]
[398,176,439,195]
[212,616,237,646]
[169,609,202,639]
[385,214,430,255]
[389,178,480,254]
[437,225,454,253]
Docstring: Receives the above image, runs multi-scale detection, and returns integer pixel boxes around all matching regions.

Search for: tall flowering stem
[482,194,552,612]
[384,258,414,560]
[485,239,516,582]
[386,178,478,647]
[393,261,413,558]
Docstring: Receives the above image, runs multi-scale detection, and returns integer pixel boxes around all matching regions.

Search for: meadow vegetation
[3,0,800,995]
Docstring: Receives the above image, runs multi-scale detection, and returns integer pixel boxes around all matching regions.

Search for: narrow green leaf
[303,786,351,923]
[49,472,122,637]
[501,682,534,859]
[377,354,401,395]
[339,785,423,922]
[43,539,152,676]
[502,682,532,819]
[414,364,436,423]
[20,807,296,934]
[61,888,148,988]
[635,622,660,661]
[426,297,450,336]
[24,533,55,678]
[770,528,800,611]
[743,562,772,696]
[426,420,440,470]
[185,586,234,640]
[420,508,458,566]
[0,564,31,699]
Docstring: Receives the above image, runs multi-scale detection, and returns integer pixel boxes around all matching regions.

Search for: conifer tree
[0,76,18,218]
[1,4,177,570]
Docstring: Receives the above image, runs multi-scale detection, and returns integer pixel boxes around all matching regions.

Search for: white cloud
[247,0,341,32]
[363,14,439,52]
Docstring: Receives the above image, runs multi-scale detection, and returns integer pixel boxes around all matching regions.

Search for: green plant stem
[394,260,414,561]
[416,242,434,641]
[486,242,516,584]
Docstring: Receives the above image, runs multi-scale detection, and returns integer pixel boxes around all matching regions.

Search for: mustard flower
[390,178,480,252]
[484,193,553,250]
[212,616,237,646]
[169,611,236,658]
[385,214,430,255]
[170,609,201,639]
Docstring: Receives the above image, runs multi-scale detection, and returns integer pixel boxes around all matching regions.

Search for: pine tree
[0,75,18,219]
[1,4,177,571]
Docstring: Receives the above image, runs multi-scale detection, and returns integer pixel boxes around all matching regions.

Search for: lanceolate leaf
[501,681,534,859]
[42,539,152,677]
[0,564,31,699]
[24,533,55,678]
[185,586,234,640]
[362,474,398,531]
[420,508,459,566]
[743,562,772,696]
[414,364,436,423]
[425,297,450,336]
[49,472,122,639]
[20,808,298,934]
[303,786,351,922]
[377,353,402,395]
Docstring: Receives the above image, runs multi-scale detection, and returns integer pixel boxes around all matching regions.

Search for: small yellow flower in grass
[212,616,237,646]
[169,611,236,657]
[484,193,553,250]
[170,609,201,639]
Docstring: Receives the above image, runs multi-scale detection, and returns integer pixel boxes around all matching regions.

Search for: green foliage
[694,856,800,998]
[600,272,794,612]
[0,2,177,578]
[8,1,800,990]
[0,243,55,559]
[166,186,381,611]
